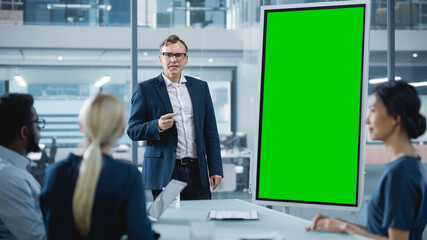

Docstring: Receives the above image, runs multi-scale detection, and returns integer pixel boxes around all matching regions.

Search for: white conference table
[151,199,371,240]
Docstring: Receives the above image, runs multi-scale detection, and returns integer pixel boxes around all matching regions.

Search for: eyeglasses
[162,52,187,60]
[34,118,46,129]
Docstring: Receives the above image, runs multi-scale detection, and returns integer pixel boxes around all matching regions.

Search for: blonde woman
[40,93,155,240]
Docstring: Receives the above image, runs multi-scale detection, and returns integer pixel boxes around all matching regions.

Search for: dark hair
[159,35,188,54]
[0,93,35,146]
[373,81,426,139]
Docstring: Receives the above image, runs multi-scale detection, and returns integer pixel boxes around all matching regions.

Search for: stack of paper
[208,210,259,220]
[214,229,283,240]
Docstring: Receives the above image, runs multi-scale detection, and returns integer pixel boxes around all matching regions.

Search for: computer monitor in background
[235,132,247,150]
[220,131,235,149]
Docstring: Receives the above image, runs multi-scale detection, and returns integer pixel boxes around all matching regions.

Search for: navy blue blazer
[127,74,223,189]
[40,153,154,240]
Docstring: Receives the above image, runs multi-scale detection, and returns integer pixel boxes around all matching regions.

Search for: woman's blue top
[40,153,155,240]
[366,156,427,240]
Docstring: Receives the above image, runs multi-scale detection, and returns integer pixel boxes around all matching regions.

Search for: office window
[0,81,4,93]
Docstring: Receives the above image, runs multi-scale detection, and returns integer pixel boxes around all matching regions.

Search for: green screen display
[257,5,366,206]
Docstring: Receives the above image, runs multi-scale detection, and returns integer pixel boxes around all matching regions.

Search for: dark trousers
[152,160,211,200]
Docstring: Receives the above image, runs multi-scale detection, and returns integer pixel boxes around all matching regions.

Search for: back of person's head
[373,81,426,139]
[159,34,188,53]
[72,93,126,236]
[0,93,34,146]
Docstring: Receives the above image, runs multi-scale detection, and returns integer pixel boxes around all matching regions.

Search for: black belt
[176,158,197,166]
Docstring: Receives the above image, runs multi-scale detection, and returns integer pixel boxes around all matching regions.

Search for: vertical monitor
[254,1,370,209]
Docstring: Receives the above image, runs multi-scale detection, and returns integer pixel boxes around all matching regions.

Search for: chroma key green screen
[256,3,368,208]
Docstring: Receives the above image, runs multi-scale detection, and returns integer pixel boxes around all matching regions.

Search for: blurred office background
[0,0,426,234]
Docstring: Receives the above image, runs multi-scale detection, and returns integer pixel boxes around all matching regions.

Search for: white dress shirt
[0,145,46,240]
[162,73,198,159]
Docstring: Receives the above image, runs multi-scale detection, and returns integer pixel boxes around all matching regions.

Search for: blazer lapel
[154,74,173,113]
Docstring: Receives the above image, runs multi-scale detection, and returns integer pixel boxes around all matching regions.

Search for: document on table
[208,210,259,220]
[214,228,283,240]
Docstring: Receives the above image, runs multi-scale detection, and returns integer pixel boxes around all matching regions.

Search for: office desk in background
[221,149,252,192]
[151,199,370,240]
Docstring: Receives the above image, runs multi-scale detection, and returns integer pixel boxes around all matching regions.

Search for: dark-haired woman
[306,81,427,240]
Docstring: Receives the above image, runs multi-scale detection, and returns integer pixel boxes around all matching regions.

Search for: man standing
[0,93,46,240]
[128,35,223,200]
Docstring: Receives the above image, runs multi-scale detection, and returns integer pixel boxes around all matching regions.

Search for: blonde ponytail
[72,140,102,235]
[72,93,126,236]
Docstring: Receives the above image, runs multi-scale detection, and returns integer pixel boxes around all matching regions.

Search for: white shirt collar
[0,145,31,170]
[162,73,187,87]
